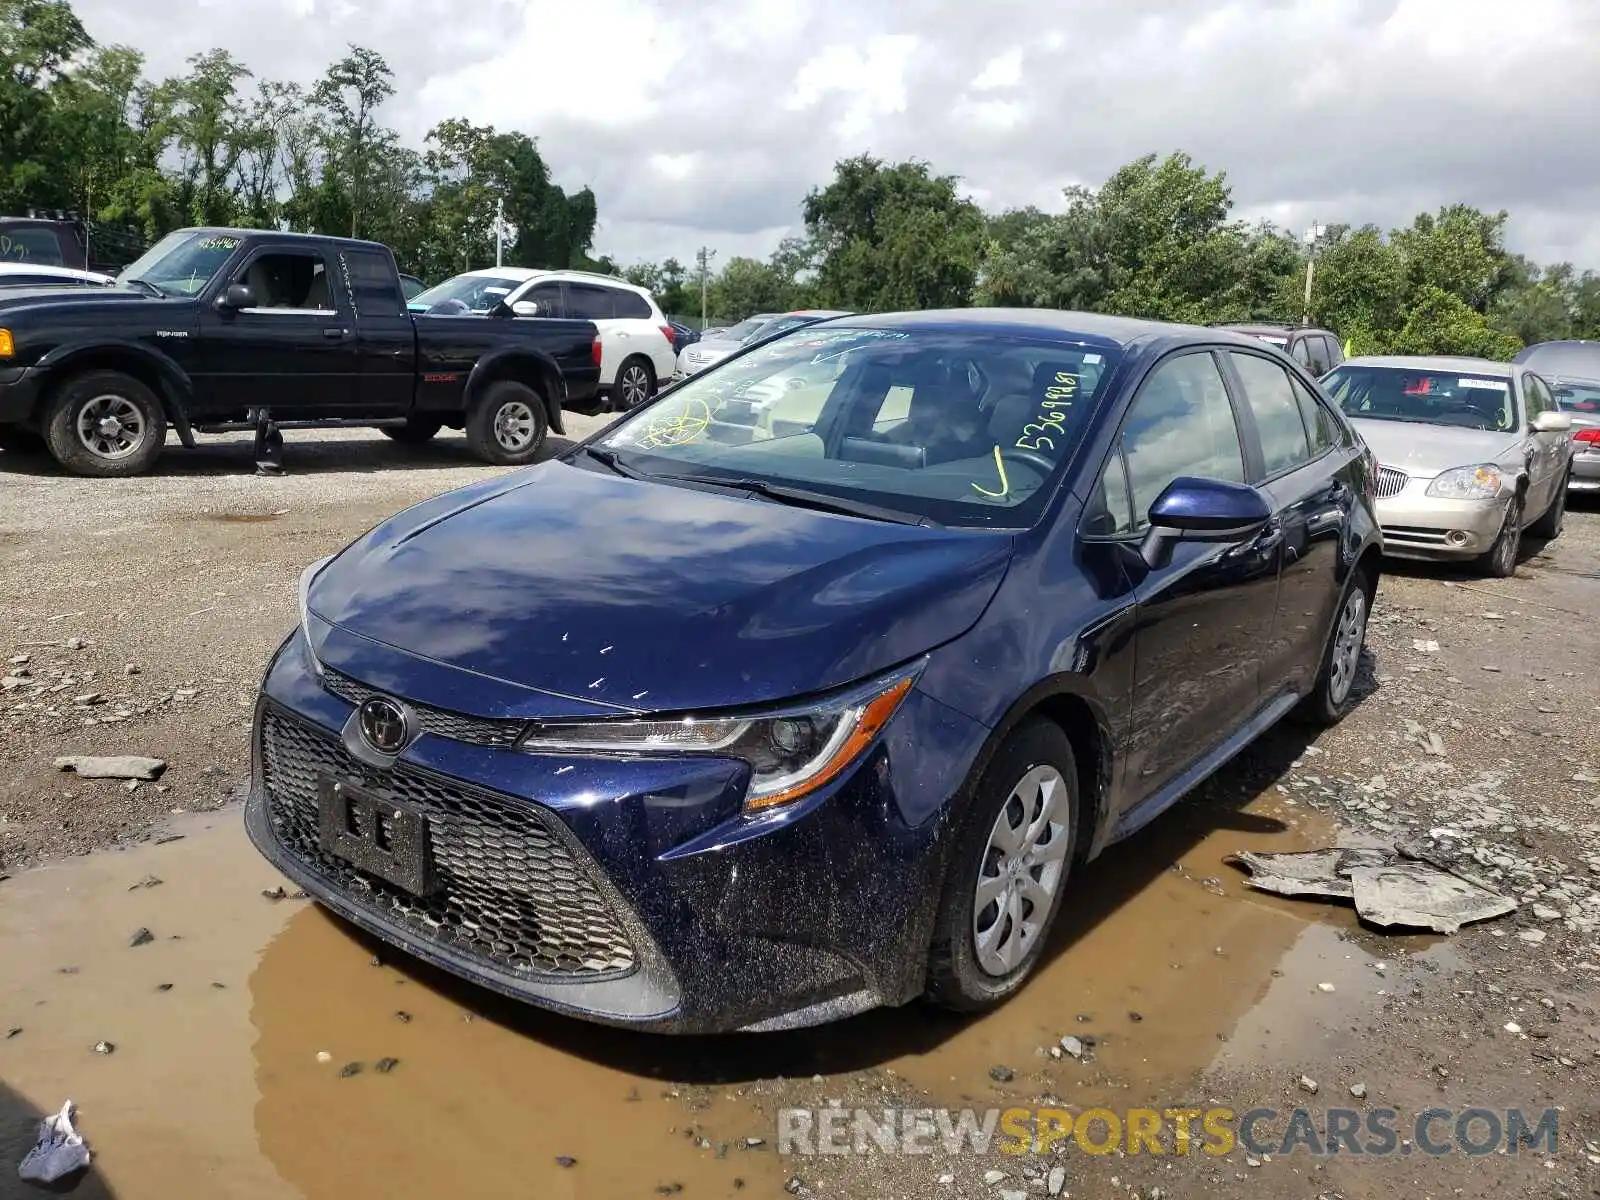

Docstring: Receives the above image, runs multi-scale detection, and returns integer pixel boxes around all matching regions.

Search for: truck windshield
[117,231,244,297]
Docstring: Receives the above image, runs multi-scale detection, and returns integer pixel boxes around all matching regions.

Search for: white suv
[409,269,677,409]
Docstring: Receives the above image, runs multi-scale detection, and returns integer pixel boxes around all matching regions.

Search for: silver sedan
[1321,355,1575,577]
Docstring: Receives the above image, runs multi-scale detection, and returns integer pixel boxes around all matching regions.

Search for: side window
[234,252,331,311]
[1523,374,1551,420]
[1085,445,1135,535]
[1322,335,1343,369]
[523,283,564,317]
[344,249,405,316]
[1120,352,1246,532]
[1289,337,1314,368]
[611,288,653,319]
[1229,351,1312,476]
[1290,376,1335,455]
[1303,336,1331,376]
[565,284,615,320]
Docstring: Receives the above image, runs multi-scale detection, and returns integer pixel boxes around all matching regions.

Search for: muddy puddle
[0,781,1438,1199]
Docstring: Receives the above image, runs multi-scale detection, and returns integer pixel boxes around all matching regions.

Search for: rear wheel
[1479,495,1523,578]
[613,356,655,411]
[1528,477,1567,540]
[1297,566,1374,727]
[42,370,166,477]
[381,416,443,445]
[925,719,1078,1013]
[465,380,549,465]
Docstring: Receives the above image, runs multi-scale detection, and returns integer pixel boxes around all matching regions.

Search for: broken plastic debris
[53,755,167,781]
[17,1099,91,1185]
[1227,845,1516,934]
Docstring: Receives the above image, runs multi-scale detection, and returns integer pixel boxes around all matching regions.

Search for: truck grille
[1373,467,1409,499]
[321,667,527,748]
[259,706,637,979]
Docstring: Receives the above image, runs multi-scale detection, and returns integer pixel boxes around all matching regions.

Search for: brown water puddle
[0,781,1409,1199]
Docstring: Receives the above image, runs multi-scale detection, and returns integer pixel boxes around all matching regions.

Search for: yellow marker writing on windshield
[972,445,1011,499]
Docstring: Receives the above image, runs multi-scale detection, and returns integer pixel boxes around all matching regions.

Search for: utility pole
[1301,222,1325,325]
[697,246,716,327]
[494,197,507,268]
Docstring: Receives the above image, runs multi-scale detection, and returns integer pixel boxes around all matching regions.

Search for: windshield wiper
[652,471,937,526]
[578,445,651,480]
[121,277,164,298]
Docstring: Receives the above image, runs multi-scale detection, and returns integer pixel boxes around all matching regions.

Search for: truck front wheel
[42,370,167,477]
[465,380,549,465]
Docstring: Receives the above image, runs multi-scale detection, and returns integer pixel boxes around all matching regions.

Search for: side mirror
[1138,476,1273,569]
[511,300,540,317]
[216,282,254,310]
[1532,410,1572,433]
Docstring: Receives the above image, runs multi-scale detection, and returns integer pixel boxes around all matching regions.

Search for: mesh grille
[322,667,527,748]
[1373,467,1409,499]
[260,706,637,978]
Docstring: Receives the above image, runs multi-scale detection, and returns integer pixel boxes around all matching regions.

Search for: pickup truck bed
[0,227,602,476]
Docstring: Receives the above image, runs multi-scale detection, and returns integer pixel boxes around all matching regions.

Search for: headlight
[1426,464,1504,500]
[0,329,13,358]
[517,667,921,812]
[298,556,334,675]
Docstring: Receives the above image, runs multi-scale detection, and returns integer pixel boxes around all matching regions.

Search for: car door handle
[323,327,349,339]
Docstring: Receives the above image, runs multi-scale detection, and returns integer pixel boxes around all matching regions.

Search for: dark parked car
[1512,340,1600,494]
[667,321,700,354]
[0,228,600,474]
[1214,322,1344,377]
[247,309,1381,1033]
[398,273,428,302]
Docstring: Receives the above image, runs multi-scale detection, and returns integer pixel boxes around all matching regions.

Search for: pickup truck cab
[0,227,601,476]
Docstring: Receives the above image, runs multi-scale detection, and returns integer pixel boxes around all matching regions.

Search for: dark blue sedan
[246,309,1382,1033]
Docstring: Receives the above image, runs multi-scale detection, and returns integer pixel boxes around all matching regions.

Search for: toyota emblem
[358,696,410,754]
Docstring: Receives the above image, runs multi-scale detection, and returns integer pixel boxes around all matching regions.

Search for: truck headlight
[1426,465,1504,500]
[0,329,13,358]
[517,666,921,812]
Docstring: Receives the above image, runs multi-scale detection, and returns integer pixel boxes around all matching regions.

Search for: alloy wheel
[972,764,1071,976]
[619,364,650,409]
[1327,586,1367,706]
[75,395,146,461]
[492,401,538,452]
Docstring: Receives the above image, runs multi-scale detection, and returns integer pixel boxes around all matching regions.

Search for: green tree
[0,0,91,212]
[1391,285,1523,358]
[311,45,395,239]
[158,48,252,225]
[803,155,984,310]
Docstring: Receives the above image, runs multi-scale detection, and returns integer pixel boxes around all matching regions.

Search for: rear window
[1553,381,1600,413]
[0,226,65,266]
[1322,365,1516,433]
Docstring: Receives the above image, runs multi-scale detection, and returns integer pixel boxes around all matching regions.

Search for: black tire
[42,370,166,477]
[380,416,444,445]
[1479,494,1523,578]
[1296,565,1375,727]
[925,718,1079,1013]
[464,380,549,466]
[1528,477,1567,540]
[0,425,46,455]
[612,356,655,411]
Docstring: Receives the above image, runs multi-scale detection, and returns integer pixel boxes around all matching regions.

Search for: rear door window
[1289,376,1336,455]
[1302,336,1331,376]
[343,249,406,316]
[1229,351,1312,476]
[565,284,617,320]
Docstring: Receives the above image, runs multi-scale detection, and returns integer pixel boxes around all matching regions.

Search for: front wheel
[465,381,549,465]
[1479,495,1523,578]
[924,719,1078,1013]
[42,370,166,477]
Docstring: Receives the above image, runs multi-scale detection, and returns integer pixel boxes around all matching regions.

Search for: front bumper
[0,366,44,426]
[1373,475,1509,561]
[245,631,986,1033]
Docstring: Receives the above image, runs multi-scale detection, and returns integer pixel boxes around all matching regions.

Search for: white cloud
[65,0,1600,271]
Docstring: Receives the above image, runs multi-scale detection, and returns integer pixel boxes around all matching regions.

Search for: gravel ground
[2,433,1598,1200]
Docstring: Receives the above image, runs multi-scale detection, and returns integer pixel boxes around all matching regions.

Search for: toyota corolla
[247,310,1382,1033]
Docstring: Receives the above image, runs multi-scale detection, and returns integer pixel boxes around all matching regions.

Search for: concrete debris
[1412,639,1439,653]
[1517,929,1548,945]
[1349,1082,1367,1099]
[53,755,167,781]
[1299,1075,1319,1094]
[1228,845,1516,934]
[1060,1036,1084,1059]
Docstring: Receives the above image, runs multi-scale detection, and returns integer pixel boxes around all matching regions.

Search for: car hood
[1349,419,1522,476]
[0,286,165,317]
[308,462,1014,716]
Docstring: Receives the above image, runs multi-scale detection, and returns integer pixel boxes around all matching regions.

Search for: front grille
[260,706,637,978]
[1380,524,1452,546]
[1373,467,1409,498]
[322,667,526,748]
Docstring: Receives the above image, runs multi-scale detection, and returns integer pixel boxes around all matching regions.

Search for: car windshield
[1552,381,1600,414]
[748,315,819,341]
[410,274,526,311]
[116,230,244,296]
[1322,365,1517,432]
[593,324,1121,528]
[716,317,775,343]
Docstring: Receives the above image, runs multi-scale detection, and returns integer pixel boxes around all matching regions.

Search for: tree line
[1,0,602,280]
[636,153,1600,357]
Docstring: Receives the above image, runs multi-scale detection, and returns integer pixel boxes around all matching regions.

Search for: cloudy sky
[73,0,1600,272]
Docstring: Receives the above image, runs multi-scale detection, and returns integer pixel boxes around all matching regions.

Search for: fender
[33,338,198,447]
[464,348,567,437]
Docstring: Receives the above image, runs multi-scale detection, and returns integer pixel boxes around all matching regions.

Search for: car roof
[454,266,657,298]
[1219,323,1333,337]
[1512,340,1600,382]
[1341,354,1517,375]
[829,307,1269,352]
[182,226,391,252]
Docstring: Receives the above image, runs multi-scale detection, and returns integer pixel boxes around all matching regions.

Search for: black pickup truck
[0,227,601,476]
